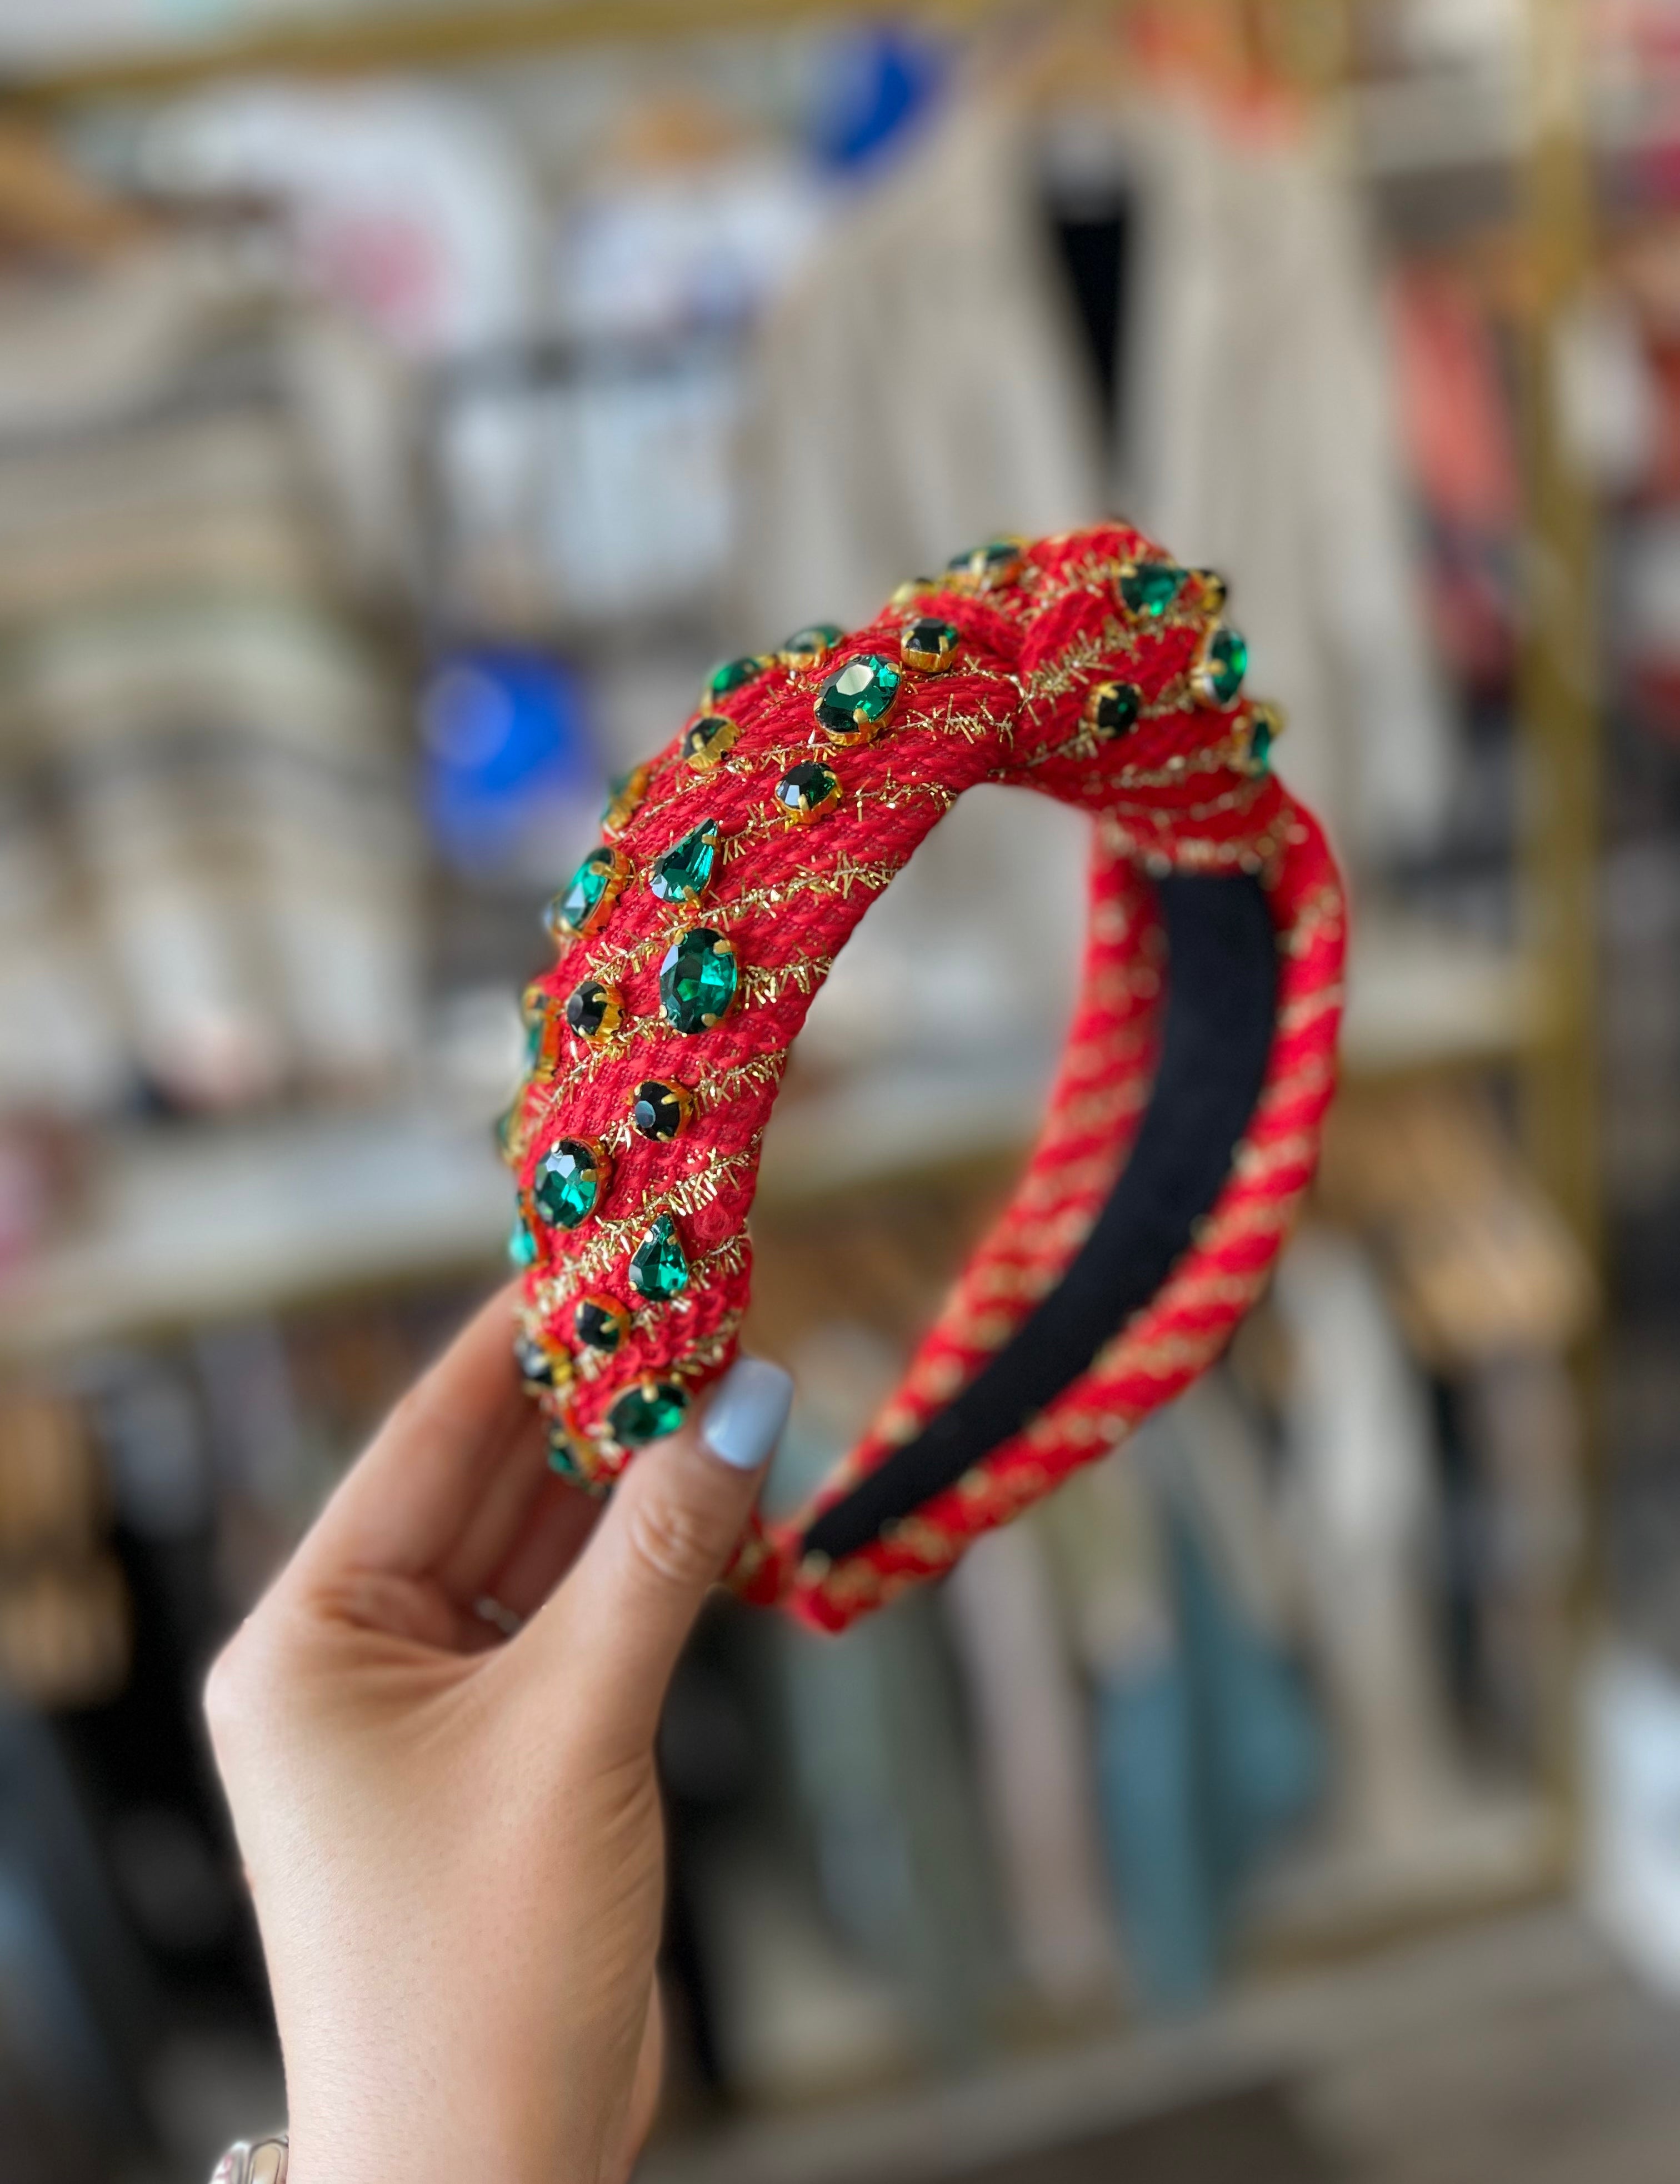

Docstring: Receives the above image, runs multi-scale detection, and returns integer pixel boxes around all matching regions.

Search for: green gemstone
[1248,704,1279,773]
[601,763,649,835]
[1200,626,1248,705]
[1121,562,1186,617]
[547,846,619,939]
[946,537,1023,588]
[631,1079,689,1141]
[902,616,959,670]
[659,926,738,1033]
[774,759,841,823]
[682,713,740,769]
[534,1138,605,1230]
[782,621,845,664]
[547,1433,606,1494]
[508,1212,537,1268]
[630,1213,691,1301]
[608,1380,689,1446]
[816,653,901,740]
[574,1296,628,1353]
[650,819,719,906]
[703,655,766,703]
[1088,681,1142,739]
[565,979,620,1039]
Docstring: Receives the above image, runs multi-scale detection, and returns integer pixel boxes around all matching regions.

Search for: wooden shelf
[4,0,999,106]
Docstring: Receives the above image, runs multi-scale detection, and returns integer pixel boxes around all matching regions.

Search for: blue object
[419,646,601,877]
[808,26,948,177]
[1093,1496,1326,2012]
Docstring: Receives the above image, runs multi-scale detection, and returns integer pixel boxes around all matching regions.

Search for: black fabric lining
[799,873,1279,1566]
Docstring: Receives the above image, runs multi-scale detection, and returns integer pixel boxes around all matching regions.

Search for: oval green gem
[1120,562,1186,617]
[650,819,719,906]
[533,1138,604,1230]
[629,1213,690,1302]
[659,926,738,1033]
[782,621,845,666]
[816,653,901,739]
[1199,626,1248,706]
[546,846,618,939]
[703,655,766,703]
[608,1379,689,1446]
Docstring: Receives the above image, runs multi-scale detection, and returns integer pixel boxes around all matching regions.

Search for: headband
[502,524,1345,1632]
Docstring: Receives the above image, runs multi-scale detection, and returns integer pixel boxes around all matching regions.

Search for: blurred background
[1,1,1679,2178]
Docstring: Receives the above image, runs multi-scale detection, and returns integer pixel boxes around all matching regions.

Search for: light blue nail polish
[702,1358,793,1472]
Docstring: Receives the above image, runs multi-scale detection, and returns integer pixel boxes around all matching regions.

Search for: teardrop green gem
[659,926,738,1033]
[547,846,618,939]
[629,1213,690,1301]
[507,1212,537,1268]
[1121,562,1186,617]
[650,820,719,906]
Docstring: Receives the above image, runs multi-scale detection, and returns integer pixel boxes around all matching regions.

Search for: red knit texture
[506,522,1346,1632]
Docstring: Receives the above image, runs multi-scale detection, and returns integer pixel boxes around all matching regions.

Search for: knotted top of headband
[502,522,1346,1632]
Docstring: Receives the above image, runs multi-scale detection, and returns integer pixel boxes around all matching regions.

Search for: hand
[204,1285,792,2184]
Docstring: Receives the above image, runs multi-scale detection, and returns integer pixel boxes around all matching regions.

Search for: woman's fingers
[476,1471,603,1624]
[291,1282,534,1587]
[518,1358,792,1753]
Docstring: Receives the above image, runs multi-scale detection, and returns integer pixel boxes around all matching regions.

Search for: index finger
[291,1281,537,1584]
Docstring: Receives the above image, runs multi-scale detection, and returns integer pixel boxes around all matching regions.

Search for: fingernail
[701,1357,793,1472]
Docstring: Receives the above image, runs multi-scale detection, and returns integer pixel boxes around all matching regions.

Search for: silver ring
[211,2135,288,2184]
[473,1593,524,1638]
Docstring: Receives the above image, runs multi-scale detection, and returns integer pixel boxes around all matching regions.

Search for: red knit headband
[502,523,1345,1632]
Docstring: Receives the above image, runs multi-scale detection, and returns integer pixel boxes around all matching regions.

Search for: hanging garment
[0,236,421,1115]
[1043,1391,1324,2011]
[943,1518,1121,2011]
[765,1324,1004,2066]
[734,76,1452,872]
[1272,1226,1472,1860]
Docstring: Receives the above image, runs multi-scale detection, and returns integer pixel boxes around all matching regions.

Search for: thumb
[526,1356,792,1752]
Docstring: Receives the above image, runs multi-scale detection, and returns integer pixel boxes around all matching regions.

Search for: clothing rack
[0,1,1612,2165]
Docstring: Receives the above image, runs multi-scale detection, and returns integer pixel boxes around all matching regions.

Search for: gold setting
[630,1077,694,1141]
[602,764,650,837]
[780,623,846,672]
[899,616,961,673]
[573,1292,631,1354]
[773,759,843,824]
[682,713,742,771]
[564,978,624,1042]
[547,844,630,941]
[946,534,1028,593]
